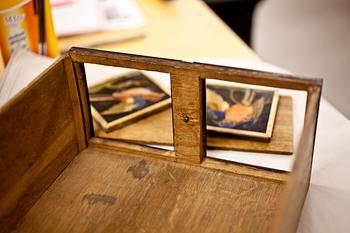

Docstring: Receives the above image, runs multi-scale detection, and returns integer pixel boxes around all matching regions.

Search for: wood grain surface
[72,61,94,141]
[63,58,86,151]
[0,0,324,230]
[70,48,322,91]
[0,58,84,233]
[0,47,321,233]
[89,137,289,183]
[68,48,322,232]
[94,96,293,155]
[14,145,286,233]
[171,71,206,163]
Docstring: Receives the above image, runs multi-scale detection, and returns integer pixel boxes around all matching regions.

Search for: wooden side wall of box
[272,86,321,233]
[0,56,87,233]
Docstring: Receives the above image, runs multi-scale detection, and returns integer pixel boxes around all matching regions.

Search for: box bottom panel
[13,145,285,233]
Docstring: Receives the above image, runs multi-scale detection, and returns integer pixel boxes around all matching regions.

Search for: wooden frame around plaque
[89,71,171,132]
[206,83,279,140]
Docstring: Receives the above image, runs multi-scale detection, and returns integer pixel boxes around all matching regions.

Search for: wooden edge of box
[0,55,87,233]
[271,86,322,233]
[89,137,289,183]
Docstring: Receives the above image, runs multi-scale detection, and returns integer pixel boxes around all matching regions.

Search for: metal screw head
[182,114,190,123]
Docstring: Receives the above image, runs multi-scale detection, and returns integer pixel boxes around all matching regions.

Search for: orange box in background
[0,0,59,65]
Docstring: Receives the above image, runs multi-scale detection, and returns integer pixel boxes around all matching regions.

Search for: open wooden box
[0,48,322,233]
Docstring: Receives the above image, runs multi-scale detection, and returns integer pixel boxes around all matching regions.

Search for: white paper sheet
[51,0,146,37]
[52,0,105,37]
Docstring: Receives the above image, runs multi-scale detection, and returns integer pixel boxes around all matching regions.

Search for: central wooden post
[171,71,206,164]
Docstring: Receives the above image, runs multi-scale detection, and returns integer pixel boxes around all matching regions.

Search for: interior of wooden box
[13,142,287,233]
[0,48,322,233]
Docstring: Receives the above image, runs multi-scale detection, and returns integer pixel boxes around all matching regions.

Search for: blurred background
[1,1,349,232]
[205,0,350,119]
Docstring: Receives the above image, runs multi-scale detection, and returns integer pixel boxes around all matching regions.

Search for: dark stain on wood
[82,193,116,206]
[127,159,149,180]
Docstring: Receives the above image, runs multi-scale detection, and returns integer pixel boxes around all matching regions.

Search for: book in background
[0,0,59,65]
[0,49,54,107]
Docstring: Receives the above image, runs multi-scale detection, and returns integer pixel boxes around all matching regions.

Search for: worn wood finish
[171,71,206,163]
[89,137,289,183]
[68,48,323,232]
[273,87,322,233]
[0,58,85,233]
[63,58,86,151]
[69,47,322,91]
[94,96,293,155]
[90,137,176,162]
[0,48,322,233]
[14,145,286,233]
[201,158,289,183]
[67,48,322,232]
[72,62,94,142]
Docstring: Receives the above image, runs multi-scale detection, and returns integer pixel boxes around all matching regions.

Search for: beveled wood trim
[71,61,94,143]
[63,57,86,151]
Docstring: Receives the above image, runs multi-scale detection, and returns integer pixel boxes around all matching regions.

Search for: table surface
[59,0,257,61]
[1,0,350,232]
[1,0,256,75]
